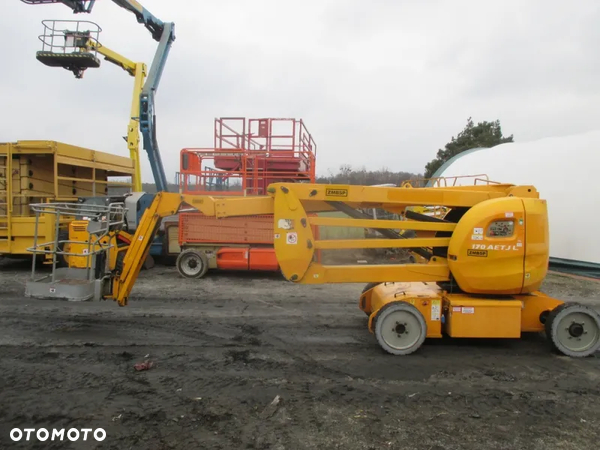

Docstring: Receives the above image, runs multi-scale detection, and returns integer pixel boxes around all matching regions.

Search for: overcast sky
[2,0,599,182]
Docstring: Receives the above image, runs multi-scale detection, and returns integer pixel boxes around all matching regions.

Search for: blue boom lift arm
[22,0,174,192]
[22,1,163,40]
[20,0,95,13]
[139,20,174,193]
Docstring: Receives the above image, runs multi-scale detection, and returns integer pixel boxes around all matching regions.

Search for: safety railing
[27,202,126,283]
[38,19,101,56]
[401,174,498,188]
[179,148,316,196]
[36,19,102,77]
[213,117,316,175]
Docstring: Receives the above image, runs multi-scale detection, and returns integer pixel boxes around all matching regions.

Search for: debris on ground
[259,395,281,419]
[134,360,154,371]
[0,261,599,449]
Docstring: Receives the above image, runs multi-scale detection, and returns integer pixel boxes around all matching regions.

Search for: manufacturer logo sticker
[325,188,348,197]
[467,249,488,257]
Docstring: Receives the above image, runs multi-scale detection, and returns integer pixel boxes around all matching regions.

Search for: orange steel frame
[176,118,317,265]
[179,117,316,196]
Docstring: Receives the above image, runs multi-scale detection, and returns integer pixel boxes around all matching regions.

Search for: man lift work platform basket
[36,20,102,78]
[25,202,126,301]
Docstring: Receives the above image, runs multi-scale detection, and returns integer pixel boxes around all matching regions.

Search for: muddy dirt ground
[0,258,599,450]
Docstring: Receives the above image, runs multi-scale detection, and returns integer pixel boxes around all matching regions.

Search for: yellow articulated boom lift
[27,181,600,357]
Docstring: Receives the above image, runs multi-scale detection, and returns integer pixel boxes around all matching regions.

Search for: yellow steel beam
[314,237,451,250]
[269,183,539,208]
[299,262,450,284]
[87,40,138,76]
[56,155,134,173]
[57,175,97,183]
[111,191,175,305]
[182,195,274,218]
[126,63,146,191]
[84,39,146,191]
[308,216,456,232]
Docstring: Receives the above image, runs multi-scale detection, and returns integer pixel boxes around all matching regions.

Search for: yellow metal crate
[0,140,134,256]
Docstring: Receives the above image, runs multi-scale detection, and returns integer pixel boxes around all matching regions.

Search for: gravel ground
[0,258,598,449]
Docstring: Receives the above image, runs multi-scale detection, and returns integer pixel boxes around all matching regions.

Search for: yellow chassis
[361,281,563,336]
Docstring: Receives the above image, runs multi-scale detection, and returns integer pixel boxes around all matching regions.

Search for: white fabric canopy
[434,130,600,265]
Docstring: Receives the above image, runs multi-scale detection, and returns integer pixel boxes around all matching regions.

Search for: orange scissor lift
[175,117,317,278]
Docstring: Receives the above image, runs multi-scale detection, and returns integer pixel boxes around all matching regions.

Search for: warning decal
[278,219,294,230]
[286,232,298,245]
[431,300,441,321]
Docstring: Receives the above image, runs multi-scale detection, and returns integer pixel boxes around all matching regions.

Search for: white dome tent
[429,130,600,277]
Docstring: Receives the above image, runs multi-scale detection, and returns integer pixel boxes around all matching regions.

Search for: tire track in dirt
[1,265,599,449]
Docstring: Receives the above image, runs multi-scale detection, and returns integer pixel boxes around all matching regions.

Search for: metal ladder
[0,148,12,253]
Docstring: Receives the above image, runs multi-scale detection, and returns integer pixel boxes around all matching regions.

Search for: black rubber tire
[546,302,600,357]
[362,282,381,294]
[545,303,568,353]
[361,282,381,317]
[372,301,427,355]
[176,249,209,279]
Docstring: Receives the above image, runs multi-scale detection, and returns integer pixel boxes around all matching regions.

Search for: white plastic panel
[436,130,600,265]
